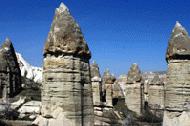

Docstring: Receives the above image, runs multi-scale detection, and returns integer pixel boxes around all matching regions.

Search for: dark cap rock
[166,21,190,61]
[44,3,91,59]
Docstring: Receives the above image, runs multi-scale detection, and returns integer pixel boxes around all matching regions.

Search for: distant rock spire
[166,21,190,61]
[103,69,116,84]
[127,63,142,84]
[90,61,101,78]
[44,2,91,59]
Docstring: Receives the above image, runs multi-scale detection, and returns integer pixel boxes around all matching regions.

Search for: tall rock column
[147,75,164,121]
[125,63,143,116]
[0,38,21,99]
[39,3,94,126]
[90,61,102,106]
[148,75,164,110]
[102,69,116,107]
[163,22,190,126]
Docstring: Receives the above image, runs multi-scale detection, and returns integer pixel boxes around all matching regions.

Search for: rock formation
[146,75,164,121]
[116,74,127,95]
[112,81,125,101]
[125,63,143,116]
[148,75,164,110]
[112,80,125,106]
[102,69,116,107]
[0,38,21,100]
[90,61,102,106]
[34,3,94,126]
[163,21,190,126]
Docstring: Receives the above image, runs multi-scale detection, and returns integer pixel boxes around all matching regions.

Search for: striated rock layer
[163,22,190,126]
[35,3,94,126]
[102,69,116,107]
[125,63,143,116]
[148,75,164,110]
[90,61,102,106]
[145,75,164,122]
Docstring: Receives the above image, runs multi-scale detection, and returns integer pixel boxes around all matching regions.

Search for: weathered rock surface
[163,111,190,126]
[91,61,102,106]
[163,21,190,126]
[43,3,91,59]
[143,75,164,122]
[18,101,41,120]
[34,2,94,126]
[148,75,164,110]
[91,61,101,78]
[166,21,190,61]
[102,69,116,107]
[125,63,143,116]
[112,82,124,100]
[0,38,21,99]
[94,106,123,126]
[126,63,141,84]
[116,74,127,96]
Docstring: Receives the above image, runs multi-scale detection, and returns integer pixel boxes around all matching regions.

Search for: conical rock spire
[44,2,91,59]
[103,69,116,84]
[127,63,142,84]
[90,61,101,78]
[166,21,190,61]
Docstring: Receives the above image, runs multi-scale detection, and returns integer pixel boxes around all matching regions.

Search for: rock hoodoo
[148,75,164,110]
[163,21,190,126]
[0,38,21,100]
[125,63,143,116]
[146,75,164,121]
[102,69,116,107]
[90,61,102,106]
[36,3,94,126]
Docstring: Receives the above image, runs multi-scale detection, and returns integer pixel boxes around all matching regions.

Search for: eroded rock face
[44,3,91,59]
[36,3,94,126]
[0,38,21,99]
[163,22,190,126]
[102,69,116,107]
[90,61,101,78]
[126,63,141,84]
[166,21,190,61]
[125,63,143,116]
[145,75,164,122]
[148,75,164,110]
[112,81,124,100]
[90,61,102,106]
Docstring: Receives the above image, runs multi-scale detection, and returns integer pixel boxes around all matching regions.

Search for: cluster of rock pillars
[1,2,190,126]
